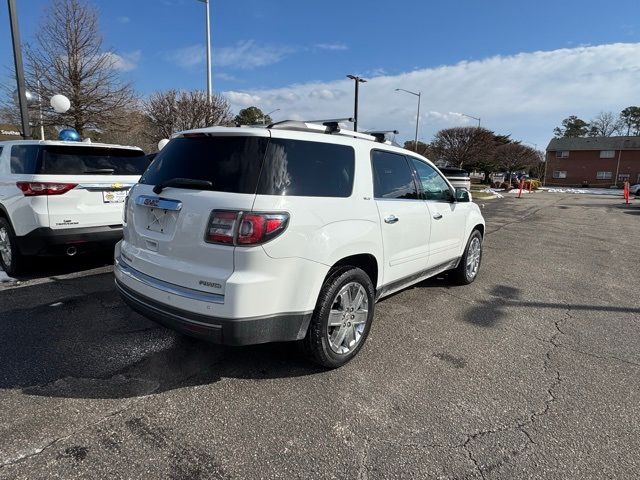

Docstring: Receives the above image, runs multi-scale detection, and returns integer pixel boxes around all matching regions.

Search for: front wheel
[451,230,483,285]
[303,267,375,368]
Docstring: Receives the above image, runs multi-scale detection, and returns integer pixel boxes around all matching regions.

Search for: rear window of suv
[140,136,269,194]
[10,145,148,175]
[140,135,355,197]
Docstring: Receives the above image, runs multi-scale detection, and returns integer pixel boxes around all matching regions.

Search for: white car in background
[630,184,640,196]
[115,121,485,368]
[0,140,148,275]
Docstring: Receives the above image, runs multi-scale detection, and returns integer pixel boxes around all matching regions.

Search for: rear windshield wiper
[153,177,213,194]
[85,168,115,174]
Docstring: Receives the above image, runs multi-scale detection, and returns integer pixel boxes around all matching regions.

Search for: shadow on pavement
[0,273,322,400]
[462,285,640,328]
[15,249,115,281]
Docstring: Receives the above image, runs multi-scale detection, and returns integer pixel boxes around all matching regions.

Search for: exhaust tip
[66,246,78,256]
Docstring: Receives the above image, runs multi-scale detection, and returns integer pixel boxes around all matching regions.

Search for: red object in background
[517,178,525,198]
[623,181,630,205]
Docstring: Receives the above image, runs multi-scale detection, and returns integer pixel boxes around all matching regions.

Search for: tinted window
[410,158,452,201]
[10,145,40,174]
[257,139,354,197]
[39,146,148,175]
[371,150,419,199]
[140,136,268,194]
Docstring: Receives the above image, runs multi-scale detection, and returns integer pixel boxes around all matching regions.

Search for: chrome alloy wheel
[327,282,369,354]
[0,226,11,267]
[466,237,481,279]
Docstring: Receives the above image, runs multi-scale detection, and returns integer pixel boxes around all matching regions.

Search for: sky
[1,0,640,148]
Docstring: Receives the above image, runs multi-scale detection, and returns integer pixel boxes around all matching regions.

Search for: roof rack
[366,130,399,143]
[265,118,401,145]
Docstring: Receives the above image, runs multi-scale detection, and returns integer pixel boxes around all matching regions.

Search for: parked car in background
[115,121,485,368]
[438,167,471,191]
[630,184,640,196]
[0,140,148,275]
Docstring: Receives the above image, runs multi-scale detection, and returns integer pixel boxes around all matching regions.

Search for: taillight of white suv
[205,210,289,246]
[16,182,77,196]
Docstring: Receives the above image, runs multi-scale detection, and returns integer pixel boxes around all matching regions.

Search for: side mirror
[455,188,470,202]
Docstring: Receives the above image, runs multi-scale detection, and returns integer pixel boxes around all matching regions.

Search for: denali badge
[199,280,222,289]
[143,198,160,207]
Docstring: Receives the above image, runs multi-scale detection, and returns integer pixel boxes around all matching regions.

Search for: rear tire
[303,267,375,368]
[451,230,483,285]
[0,218,23,277]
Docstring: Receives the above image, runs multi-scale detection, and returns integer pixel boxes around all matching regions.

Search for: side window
[409,158,452,202]
[371,150,419,199]
[257,139,354,197]
[10,145,40,174]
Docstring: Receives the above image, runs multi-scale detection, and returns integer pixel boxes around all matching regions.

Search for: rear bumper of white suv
[114,254,322,346]
[18,225,123,255]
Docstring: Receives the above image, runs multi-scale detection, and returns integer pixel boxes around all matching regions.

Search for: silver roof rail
[267,118,391,143]
[366,130,399,143]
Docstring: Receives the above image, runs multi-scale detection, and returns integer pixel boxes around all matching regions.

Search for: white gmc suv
[0,140,148,275]
[115,121,485,367]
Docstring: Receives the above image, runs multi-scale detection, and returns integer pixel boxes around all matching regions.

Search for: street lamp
[196,0,212,102]
[395,88,421,148]
[459,112,481,127]
[346,74,366,132]
[7,0,30,139]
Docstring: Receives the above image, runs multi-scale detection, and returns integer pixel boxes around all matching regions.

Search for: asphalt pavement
[0,192,638,479]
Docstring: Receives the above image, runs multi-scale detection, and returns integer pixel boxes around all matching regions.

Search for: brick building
[545,136,640,187]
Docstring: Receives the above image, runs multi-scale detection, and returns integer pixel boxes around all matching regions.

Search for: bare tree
[144,89,233,144]
[494,143,540,184]
[588,111,621,137]
[19,0,135,135]
[431,127,495,168]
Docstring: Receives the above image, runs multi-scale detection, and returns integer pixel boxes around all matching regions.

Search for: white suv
[115,121,485,367]
[0,140,148,275]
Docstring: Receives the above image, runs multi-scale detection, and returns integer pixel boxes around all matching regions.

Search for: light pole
[7,0,30,139]
[347,74,366,132]
[460,112,481,127]
[197,0,212,102]
[395,88,421,148]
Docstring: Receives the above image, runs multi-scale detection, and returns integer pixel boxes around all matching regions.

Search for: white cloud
[216,41,294,69]
[107,50,141,72]
[166,41,294,70]
[222,43,640,147]
[224,91,262,107]
[314,43,348,51]
[117,16,131,24]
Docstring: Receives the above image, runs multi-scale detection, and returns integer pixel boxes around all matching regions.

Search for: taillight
[17,182,77,196]
[205,210,289,246]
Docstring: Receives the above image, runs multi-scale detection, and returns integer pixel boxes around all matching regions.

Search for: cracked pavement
[0,193,639,479]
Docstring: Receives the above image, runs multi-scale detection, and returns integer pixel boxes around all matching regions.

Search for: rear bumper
[17,225,123,255]
[116,279,312,346]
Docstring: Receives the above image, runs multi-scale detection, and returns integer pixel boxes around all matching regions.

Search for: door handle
[432,212,443,220]
[384,215,399,224]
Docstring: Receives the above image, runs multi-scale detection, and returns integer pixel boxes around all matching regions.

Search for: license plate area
[102,190,128,203]
[135,195,182,234]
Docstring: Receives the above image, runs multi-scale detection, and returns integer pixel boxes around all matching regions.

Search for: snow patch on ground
[478,188,504,198]
[542,187,623,196]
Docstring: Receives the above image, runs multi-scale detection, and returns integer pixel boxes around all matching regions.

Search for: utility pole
[347,75,366,132]
[197,0,213,101]
[7,0,30,138]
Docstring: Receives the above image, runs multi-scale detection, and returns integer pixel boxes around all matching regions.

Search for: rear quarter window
[257,139,355,197]
[10,145,40,174]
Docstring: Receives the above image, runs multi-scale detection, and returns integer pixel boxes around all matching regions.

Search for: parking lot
[0,192,638,479]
